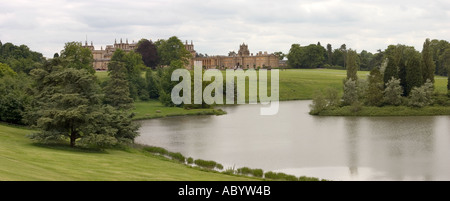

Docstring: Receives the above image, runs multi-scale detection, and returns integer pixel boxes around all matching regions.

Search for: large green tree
[287,44,325,68]
[0,42,45,74]
[404,48,423,96]
[429,39,450,76]
[59,42,95,74]
[109,49,147,100]
[27,45,139,147]
[287,44,302,68]
[103,61,134,110]
[136,39,159,69]
[366,68,384,106]
[346,49,358,81]
[155,36,192,66]
[421,38,436,83]
[0,66,32,124]
[326,44,333,65]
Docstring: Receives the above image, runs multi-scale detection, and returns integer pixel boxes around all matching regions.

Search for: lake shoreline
[313,105,450,117]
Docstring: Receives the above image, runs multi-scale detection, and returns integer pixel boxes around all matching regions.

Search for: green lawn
[0,123,255,181]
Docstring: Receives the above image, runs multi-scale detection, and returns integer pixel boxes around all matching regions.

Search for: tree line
[286,39,450,77]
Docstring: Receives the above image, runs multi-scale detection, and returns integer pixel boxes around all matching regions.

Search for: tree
[110,49,147,100]
[59,42,95,74]
[136,39,159,69]
[383,55,398,85]
[309,91,327,115]
[421,38,436,83]
[27,45,139,148]
[340,44,347,68]
[346,49,358,81]
[155,36,192,66]
[145,69,159,99]
[28,67,103,147]
[429,39,450,76]
[366,68,384,106]
[332,48,345,67]
[286,44,325,68]
[0,42,45,74]
[0,73,32,124]
[273,52,285,60]
[383,77,403,106]
[287,44,302,68]
[404,48,423,96]
[158,60,185,106]
[359,50,374,71]
[408,79,434,107]
[440,48,450,91]
[0,62,17,77]
[103,61,134,110]
[342,78,358,105]
[326,44,333,65]
[309,87,340,115]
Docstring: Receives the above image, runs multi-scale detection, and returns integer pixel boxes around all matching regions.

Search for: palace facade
[192,43,279,69]
[82,39,279,70]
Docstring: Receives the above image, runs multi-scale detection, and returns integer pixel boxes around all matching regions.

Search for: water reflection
[136,101,450,181]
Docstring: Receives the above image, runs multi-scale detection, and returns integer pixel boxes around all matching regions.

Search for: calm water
[136,101,450,181]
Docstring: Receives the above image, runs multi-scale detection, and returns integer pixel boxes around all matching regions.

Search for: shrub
[408,79,434,108]
[264,171,298,181]
[237,167,264,178]
[187,157,194,164]
[168,152,185,163]
[342,78,358,105]
[299,176,321,181]
[383,77,403,106]
[251,169,264,178]
[194,159,217,169]
[237,167,252,175]
[309,91,327,115]
[216,163,224,170]
[143,146,169,155]
[223,168,235,175]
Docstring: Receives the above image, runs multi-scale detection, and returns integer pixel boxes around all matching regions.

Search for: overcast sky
[1,0,449,58]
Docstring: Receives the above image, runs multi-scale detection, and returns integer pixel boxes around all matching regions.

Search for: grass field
[0,123,256,181]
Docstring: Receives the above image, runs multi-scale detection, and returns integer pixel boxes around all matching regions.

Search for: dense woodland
[286,39,450,78]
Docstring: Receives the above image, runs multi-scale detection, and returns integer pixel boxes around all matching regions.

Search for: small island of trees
[309,38,450,116]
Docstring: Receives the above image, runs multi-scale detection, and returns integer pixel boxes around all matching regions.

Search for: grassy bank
[0,123,256,181]
[132,100,225,120]
[317,105,450,116]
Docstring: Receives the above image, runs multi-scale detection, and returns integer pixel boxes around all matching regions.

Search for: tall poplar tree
[346,49,358,81]
[405,48,423,96]
[422,38,436,83]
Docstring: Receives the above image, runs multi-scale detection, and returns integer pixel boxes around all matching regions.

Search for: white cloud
[1,0,449,58]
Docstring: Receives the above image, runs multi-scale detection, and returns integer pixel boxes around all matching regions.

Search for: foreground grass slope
[0,124,255,181]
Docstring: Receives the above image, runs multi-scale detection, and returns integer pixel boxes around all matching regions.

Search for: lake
[136,101,450,181]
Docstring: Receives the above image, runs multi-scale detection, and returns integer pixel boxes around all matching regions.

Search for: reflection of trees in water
[366,117,436,180]
[344,117,361,178]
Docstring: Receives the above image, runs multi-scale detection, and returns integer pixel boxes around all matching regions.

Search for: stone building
[191,43,279,69]
[82,39,279,70]
[82,38,137,70]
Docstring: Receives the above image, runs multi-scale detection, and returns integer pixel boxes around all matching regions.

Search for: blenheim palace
[82,39,280,70]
